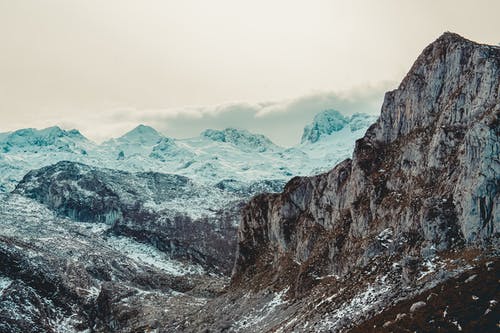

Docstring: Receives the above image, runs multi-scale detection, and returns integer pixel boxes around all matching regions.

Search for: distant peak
[124,124,160,136]
[117,124,163,144]
[8,126,87,140]
[201,128,275,152]
[301,110,348,143]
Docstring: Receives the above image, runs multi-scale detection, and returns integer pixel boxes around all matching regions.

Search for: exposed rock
[12,161,288,275]
[410,301,427,312]
[0,193,227,332]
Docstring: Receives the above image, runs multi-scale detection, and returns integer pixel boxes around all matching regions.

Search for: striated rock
[233,32,499,292]
[0,193,227,332]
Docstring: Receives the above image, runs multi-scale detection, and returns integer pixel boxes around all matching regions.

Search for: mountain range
[0,111,376,193]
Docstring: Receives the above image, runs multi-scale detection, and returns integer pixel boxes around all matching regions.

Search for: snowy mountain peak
[301,109,348,143]
[0,126,89,153]
[201,128,277,152]
[119,125,163,142]
[101,124,165,149]
[301,110,378,144]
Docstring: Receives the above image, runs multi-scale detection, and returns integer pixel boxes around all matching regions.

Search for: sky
[0,0,498,146]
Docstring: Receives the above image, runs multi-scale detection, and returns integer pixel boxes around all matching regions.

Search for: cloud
[118,83,392,146]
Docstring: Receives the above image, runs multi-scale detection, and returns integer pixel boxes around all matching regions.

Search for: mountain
[0,193,227,332]
[0,126,91,154]
[301,109,349,143]
[117,124,163,145]
[101,124,165,159]
[1,32,497,333]
[13,161,242,274]
[172,32,500,332]
[300,110,377,144]
[202,128,278,152]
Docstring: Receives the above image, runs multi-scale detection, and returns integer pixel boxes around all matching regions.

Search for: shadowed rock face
[12,161,237,274]
[233,32,499,288]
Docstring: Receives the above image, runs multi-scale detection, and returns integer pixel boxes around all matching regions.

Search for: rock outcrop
[233,32,499,289]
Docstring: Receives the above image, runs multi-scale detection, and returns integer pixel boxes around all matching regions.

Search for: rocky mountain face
[0,193,227,333]
[153,32,500,332]
[219,32,499,332]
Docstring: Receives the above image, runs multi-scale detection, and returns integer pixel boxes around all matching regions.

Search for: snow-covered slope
[0,111,377,192]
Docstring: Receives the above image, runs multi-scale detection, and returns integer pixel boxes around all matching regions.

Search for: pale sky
[0,0,499,145]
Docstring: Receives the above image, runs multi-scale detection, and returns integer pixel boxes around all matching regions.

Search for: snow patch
[0,276,13,294]
[234,288,289,331]
[106,236,204,276]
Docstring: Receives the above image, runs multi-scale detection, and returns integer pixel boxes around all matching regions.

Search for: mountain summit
[0,126,89,153]
[115,124,164,145]
[301,109,348,143]
[301,110,377,143]
[201,128,278,152]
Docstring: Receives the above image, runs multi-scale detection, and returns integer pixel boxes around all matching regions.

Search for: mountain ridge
[0,110,376,193]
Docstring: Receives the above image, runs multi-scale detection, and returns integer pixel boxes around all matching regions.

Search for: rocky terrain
[13,161,286,274]
[0,193,227,333]
[0,32,498,332]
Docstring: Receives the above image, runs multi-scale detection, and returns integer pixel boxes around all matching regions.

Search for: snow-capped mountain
[0,111,377,193]
[301,109,349,143]
[101,124,164,159]
[0,126,92,154]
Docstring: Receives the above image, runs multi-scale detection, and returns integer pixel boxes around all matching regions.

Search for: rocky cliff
[205,32,500,331]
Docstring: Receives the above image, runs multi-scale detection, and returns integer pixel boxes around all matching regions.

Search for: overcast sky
[0,0,498,145]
